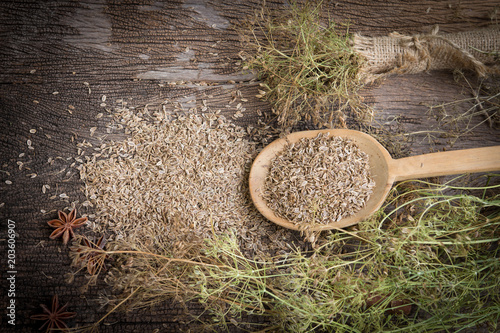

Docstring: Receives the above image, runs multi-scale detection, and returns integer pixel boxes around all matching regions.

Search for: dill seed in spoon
[263,133,375,226]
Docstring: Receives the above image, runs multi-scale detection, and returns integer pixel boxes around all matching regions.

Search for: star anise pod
[30,295,76,332]
[48,208,87,245]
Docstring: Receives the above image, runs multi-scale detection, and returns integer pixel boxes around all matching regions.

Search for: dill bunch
[241,1,367,128]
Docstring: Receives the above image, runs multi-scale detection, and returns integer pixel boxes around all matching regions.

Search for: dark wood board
[1,0,499,332]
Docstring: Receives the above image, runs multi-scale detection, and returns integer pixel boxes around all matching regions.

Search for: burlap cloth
[353,25,500,82]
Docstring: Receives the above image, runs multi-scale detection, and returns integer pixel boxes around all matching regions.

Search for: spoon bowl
[249,129,500,231]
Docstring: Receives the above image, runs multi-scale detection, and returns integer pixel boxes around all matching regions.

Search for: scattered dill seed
[77,104,298,259]
[263,133,375,226]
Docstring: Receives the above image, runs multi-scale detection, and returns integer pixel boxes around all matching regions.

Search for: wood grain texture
[0,0,498,331]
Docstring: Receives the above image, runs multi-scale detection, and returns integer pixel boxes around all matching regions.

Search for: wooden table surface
[1,0,499,332]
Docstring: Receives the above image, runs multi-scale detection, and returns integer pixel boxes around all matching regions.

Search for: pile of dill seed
[76,103,302,260]
[263,133,375,226]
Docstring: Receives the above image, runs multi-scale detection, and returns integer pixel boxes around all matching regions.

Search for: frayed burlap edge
[353,25,500,83]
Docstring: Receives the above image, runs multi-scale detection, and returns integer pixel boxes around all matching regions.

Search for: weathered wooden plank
[363,73,500,155]
[2,0,497,83]
[0,0,498,332]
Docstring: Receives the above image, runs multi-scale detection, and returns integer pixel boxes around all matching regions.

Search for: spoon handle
[390,146,500,182]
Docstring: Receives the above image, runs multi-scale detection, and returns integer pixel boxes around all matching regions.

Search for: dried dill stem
[263,133,375,226]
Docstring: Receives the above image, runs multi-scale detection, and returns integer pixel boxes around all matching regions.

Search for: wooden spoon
[249,129,500,231]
